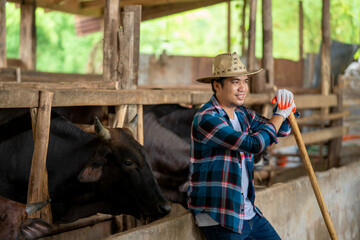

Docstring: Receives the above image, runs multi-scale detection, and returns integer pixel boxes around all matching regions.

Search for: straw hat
[196,52,263,83]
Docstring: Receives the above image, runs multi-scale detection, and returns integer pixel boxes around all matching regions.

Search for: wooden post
[240,0,247,56]
[247,0,256,71]
[321,0,331,102]
[227,0,231,53]
[299,0,304,60]
[115,6,142,131]
[124,5,141,87]
[137,104,144,145]
[20,0,36,70]
[262,0,274,87]
[248,0,257,93]
[0,0,6,68]
[328,76,343,168]
[103,0,119,82]
[27,91,53,223]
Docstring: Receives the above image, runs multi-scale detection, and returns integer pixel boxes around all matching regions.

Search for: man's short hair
[211,77,227,94]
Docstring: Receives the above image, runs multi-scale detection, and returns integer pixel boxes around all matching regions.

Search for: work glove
[272,89,294,109]
[273,102,296,119]
[272,89,296,119]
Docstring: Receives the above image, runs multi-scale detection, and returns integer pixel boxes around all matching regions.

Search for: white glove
[272,89,294,109]
[274,102,296,119]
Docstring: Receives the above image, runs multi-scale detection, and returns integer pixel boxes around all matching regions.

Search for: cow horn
[25,199,51,215]
[124,114,138,134]
[94,117,111,140]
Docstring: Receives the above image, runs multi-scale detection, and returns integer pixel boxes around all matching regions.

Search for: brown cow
[0,196,52,240]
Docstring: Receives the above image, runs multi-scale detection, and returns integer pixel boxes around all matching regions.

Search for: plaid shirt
[187,95,292,233]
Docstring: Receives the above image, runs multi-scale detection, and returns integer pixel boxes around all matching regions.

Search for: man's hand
[274,102,296,119]
[272,89,296,119]
[272,89,294,109]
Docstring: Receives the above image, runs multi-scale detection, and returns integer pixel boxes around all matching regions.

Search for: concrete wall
[256,160,359,240]
[107,160,359,240]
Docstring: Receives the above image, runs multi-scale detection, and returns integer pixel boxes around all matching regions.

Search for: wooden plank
[141,0,225,21]
[0,81,118,89]
[137,104,144,145]
[0,0,6,68]
[296,111,350,125]
[119,12,135,89]
[0,89,339,108]
[9,0,103,17]
[7,58,26,68]
[103,0,119,82]
[27,91,53,223]
[247,0,257,72]
[262,0,274,87]
[0,67,103,82]
[124,5,141,86]
[20,0,36,70]
[270,126,348,150]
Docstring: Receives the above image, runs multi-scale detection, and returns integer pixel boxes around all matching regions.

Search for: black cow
[0,110,170,223]
[0,196,52,240]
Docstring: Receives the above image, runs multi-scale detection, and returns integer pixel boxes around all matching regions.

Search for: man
[187,52,297,240]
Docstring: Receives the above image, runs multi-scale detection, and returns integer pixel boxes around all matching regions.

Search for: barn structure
[0,0,359,239]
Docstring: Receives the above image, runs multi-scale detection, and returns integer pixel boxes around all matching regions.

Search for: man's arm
[269,115,285,133]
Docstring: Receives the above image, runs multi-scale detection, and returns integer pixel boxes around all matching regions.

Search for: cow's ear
[78,161,104,182]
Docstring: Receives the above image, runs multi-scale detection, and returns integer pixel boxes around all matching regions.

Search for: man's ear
[77,160,105,182]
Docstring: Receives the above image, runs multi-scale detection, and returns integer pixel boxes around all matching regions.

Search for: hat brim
[196,68,263,84]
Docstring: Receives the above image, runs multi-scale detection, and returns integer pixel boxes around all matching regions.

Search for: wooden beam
[0,81,118,89]
[296,111,350,125]
[9,0,103,17]
[103,0,119,82]
[0,0,6,68]
[27,90,53,223]
[269,126,348,150]
[0,89,339,108]
[20,0,36,70]
[141,0,225,21]
[0,67,103,82]
[122,0,201,6]
[262,0,274,87]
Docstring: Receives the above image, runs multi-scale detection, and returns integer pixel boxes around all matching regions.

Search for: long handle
[288,113,338,240]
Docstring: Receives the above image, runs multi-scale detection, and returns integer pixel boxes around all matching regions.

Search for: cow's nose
[158,202,171,215]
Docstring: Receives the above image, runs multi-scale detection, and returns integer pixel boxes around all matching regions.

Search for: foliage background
[5,0,360,74]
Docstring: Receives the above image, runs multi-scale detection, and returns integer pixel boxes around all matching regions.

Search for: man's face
[214,75,249,108]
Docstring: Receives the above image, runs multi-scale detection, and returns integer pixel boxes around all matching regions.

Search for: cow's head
[77,116,171,221]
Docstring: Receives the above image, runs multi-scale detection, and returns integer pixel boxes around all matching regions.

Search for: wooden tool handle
[288,113,338,240]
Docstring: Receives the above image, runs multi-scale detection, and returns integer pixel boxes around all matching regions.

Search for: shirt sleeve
[245,107,292,138]
[193,111,278,154]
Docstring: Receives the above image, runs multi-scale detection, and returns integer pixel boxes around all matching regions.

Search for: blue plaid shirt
[187,95,292,233]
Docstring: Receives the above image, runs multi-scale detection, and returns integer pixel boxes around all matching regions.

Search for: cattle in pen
[0,110,171,224]
[0,196,52,240]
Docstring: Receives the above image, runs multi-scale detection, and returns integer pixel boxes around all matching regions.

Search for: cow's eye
[124,160,134,167]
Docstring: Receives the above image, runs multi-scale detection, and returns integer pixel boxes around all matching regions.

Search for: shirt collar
[210,95,243,119]
[210,95,226,116]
